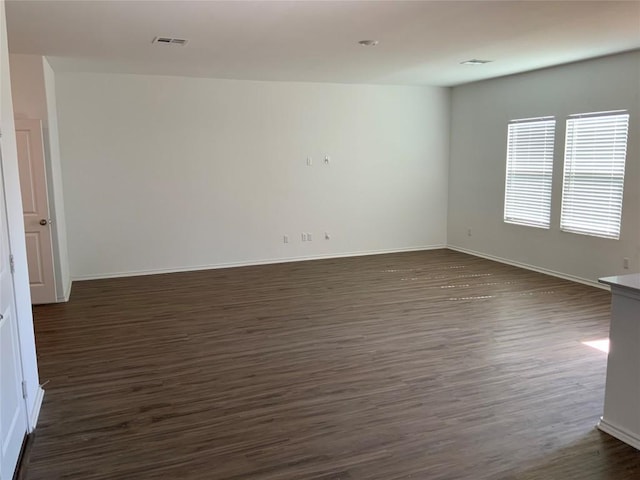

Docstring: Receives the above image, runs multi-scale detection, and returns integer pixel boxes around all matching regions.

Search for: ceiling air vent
[152,37,188,46]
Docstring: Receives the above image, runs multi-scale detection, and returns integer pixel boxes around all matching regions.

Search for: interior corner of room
[8,50,640,290]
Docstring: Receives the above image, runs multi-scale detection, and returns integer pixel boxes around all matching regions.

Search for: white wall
[55,73,449,279]
[448,51,640,285]
[7,54,48,122]
[42,57,71,300]
[9,53,71,301]
[0,0,43,428]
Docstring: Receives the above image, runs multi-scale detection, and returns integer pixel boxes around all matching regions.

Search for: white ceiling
[6,0,640,86]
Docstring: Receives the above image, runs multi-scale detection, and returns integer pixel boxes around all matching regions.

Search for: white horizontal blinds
[504,117,555,228]
[560,111,629,239]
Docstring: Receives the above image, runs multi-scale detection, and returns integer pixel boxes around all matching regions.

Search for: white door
[14,119,56,304]
[0,147,29,480]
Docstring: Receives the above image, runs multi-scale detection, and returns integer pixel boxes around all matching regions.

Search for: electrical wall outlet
[307,233,312,241]
[467,228,472,237]
[624,257,630,269]
[301,233,307,242]
[283,235,289,244]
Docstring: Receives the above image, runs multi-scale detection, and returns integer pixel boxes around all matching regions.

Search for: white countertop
[599,273,640,292]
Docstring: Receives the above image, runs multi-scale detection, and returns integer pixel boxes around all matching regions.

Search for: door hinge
[22,381,28,399]
[9,254,15,274]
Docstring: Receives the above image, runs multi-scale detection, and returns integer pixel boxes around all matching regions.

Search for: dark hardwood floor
[19,249,640,479]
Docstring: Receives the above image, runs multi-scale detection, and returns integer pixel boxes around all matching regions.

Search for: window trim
[503,116,556,229]
[560,110,629,240]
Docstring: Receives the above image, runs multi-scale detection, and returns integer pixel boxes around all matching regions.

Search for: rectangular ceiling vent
[152,37,188,46]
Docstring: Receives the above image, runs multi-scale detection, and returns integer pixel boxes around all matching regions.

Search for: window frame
[503,116,556,229]
[560,110,630,240]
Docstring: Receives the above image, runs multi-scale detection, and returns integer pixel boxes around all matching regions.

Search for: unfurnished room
[0,1,640,479]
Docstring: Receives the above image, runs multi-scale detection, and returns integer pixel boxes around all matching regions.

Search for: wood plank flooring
[19,249,640,479]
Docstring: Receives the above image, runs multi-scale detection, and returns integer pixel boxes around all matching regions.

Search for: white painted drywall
[0,0,42,427]
[42,57,71,301]
[448,51,640,284]
[55,73,449,279]
[7,54,48,123]
[9,53,71,301]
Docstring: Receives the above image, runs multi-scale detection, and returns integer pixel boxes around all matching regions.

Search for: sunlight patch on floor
[582,339,609,353]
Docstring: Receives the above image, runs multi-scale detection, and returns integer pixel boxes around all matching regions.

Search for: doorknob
[39,219,51,226]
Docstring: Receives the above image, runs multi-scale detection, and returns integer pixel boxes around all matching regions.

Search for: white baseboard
[71,245,447,281]
[69,244,607,290]
[447,245,608,290]
[56,278,73,302]
[28,386,45,433]
[598,417,640,451]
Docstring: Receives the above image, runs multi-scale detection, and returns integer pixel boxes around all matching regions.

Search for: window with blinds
[504,117,556,228]
[560,111,630,240]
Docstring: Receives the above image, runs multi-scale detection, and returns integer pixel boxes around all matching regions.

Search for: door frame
[0,143,30,479]
[1,0,44,455]
[0,121,44,436]
[0,144,30,418]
